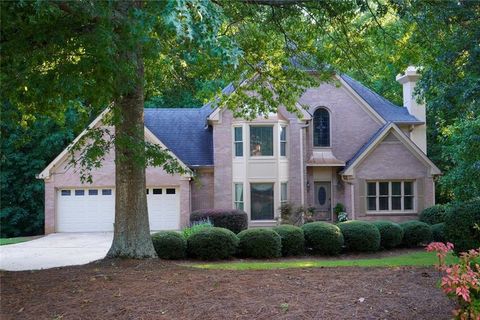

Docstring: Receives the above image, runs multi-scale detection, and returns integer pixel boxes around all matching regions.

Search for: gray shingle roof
[340,74,422,124]
[144,105,214,166]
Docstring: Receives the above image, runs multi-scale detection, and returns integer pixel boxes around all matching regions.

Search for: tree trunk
[106,1,157,258]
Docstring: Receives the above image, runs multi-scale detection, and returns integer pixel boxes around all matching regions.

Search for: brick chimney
[396,66,427,154]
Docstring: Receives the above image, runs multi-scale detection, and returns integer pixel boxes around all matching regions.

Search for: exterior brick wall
[191,169,214,211]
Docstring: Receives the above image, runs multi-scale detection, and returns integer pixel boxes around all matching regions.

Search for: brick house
[38,66,441,233]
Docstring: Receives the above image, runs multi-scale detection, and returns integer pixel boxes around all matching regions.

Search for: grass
[189,251,459,270]
[0,236,38,246]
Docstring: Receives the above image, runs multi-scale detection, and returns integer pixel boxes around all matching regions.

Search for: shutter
[357,179,366,216]
[416,178,425,213]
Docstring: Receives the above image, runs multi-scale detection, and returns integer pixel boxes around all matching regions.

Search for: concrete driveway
[0,233,112,271]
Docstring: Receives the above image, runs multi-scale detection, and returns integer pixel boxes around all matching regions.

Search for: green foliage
[334,203,345,215]
[419,205,448,225]
[371,220,404,249]
[187,227,238,260]
[272,225,305,256]
[190,209,248,234]
[0,103,87,237]
[338,221,381,252]
[444,199,480,254]
[400,221,433,247]
[432,223,446,243]
[237,228,282,259]
[151,231,186,260]
[182,219,213,239]
[302,222,344,256]
[279,203,314,226]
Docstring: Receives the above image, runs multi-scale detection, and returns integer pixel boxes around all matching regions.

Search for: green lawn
[0,236,38,246]
[189,251,458,270]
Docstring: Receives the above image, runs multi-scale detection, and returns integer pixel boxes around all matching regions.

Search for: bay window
[234,183,244,210]
[281,182,288,206]
[367,181,414,212]
[250,126,273,156]
[251,183,274,220]
[280,126,287,157]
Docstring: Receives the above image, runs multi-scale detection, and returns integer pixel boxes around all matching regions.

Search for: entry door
[314,182,331,220]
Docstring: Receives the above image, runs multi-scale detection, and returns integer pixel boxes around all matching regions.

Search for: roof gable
[341,122,441,176]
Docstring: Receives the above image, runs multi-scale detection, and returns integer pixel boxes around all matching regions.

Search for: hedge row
[153,203,479,260]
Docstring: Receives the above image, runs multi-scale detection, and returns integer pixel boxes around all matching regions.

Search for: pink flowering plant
[426,242,480,319]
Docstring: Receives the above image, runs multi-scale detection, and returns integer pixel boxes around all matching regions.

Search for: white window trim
[233,182,244,210]
[233,126,244,158]
[279,126,287,158]
[249,124,275,158]
[366,180,416,214]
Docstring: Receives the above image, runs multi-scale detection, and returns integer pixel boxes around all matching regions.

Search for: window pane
[404,182,413,195]
[281,183,288,202]
[392,196,402,210]
[61,190,71,196]
[75,189,85,196]
[313,108,330,147]
[146,189,149,194]
[166,188,175,194]
[392,182,401,195]
[404,196,413,210]
[88,189,98,196]
[250,126,273,156]
[251,183,274,220]
[379,197,389,210]
[280,126,286,141]
[235,202,244,210]
[367,197,376,211]
[379,182,389,196]
[235,183,243,202]
[367,182,376,196]
[234,127,242,141]
[153,188,162,194]
[280,142,286,157]
[235,142,243,157]
[102,189,112,195]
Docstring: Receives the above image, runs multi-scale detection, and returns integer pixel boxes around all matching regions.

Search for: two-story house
[38,66,441,233]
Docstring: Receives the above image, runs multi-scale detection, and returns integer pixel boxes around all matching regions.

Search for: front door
[314,182,331,220]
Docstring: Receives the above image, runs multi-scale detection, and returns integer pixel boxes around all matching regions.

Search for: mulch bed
[1,258,453,320]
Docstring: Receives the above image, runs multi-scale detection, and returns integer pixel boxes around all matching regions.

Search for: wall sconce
[306,180,310,192]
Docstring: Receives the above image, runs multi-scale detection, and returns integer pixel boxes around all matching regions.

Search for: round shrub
[338,221,381,252]
[237,228,282,259]
[190,209,248,234]
[371,220,404,249]
[444,199,480,254]
[187,227,238,260]
[151,231,186,260]
[400,220,433,247]
[301,222,344,255]
[432,223,446,242]
[419,204,447,225]
[273,225,305,256]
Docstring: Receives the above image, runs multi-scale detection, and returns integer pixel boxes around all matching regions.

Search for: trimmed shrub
[444,199,480,254]
[237,228,282,259]
[151,231,186,260]
[190,209,248,234]
[302,222,344,255]
[273,225,305,256]
[419,204,447,225]
[182,219,213,239]
[371,220,404,249]
[338,221,381,252]
[432,223,446,242]
[187,227,238,260]
[400,220,433,247]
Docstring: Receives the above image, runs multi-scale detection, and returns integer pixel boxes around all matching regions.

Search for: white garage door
[56,187,180,232]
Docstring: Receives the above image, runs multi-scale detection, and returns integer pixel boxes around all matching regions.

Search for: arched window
[313,108,330,147]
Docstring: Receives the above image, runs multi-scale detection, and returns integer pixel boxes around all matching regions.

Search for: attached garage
[56,187,180,232]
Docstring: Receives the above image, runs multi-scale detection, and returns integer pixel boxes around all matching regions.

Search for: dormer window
[313,108,330,147]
